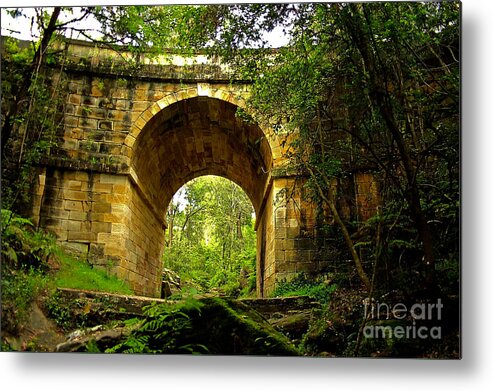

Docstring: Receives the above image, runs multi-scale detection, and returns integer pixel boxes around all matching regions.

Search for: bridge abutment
[33,167,164,297]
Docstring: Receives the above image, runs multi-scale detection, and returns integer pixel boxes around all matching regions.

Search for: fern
[1,209,33,232]
[105,300,208,354]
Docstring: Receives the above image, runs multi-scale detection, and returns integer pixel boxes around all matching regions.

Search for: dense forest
[163,176,257,297]
[1,3,459,357]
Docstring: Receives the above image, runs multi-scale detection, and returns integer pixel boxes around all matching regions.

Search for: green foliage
[44,290,77,331]
[85,339,102,353]
[106,298,207,354]
[163,176,256,297]
[1,209,54,334]
[91,5,214,55]
[272,273,338,304]
[106,297,298,355]
[1,209,56,271]
[1,33,64,210]
[2,36,34,64]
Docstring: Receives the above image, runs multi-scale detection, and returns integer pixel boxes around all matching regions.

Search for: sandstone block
[111,223,126,234]
[101,193,128,204]
[91,221,112,233]
[275,250,285,262]
[92,202,111,214]
[112,184,130,195]
[63,241,89,254]
[68,94,81,105]
[98,120,113,130]
[285,250,301,263]
[102,213,126,224]
[97,232,112,243]
[67,231,96,242]
[104,245,126,258]
[93,182,113,194]
[78,118,98,129]
[75,171,90,182]
[67,220,82,232]
[64,190,88,201]
[134,116,146,130]
[69,211,88,221]
[91,84,104,97]
[100,174,127,185]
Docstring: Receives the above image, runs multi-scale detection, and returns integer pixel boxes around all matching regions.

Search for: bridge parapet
[57,38,238,83]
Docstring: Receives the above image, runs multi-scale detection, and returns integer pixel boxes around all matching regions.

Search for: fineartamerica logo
[362,298,443,340]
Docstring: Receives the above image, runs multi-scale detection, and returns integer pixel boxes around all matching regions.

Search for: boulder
[161,268,181,298]
[270,310,313,341]
[56,325,134,352]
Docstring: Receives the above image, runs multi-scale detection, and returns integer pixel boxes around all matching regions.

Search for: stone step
[56,288,321,319]
[238,296,321,319]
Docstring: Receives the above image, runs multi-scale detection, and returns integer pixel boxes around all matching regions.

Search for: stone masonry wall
[272,177,318,283]
[256,182,276,297]
[255,176,327,296]
[123,178,164,297]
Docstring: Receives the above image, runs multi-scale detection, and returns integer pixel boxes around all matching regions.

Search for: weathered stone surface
[56,325,133,352]
[164,297,300,356]
[2,302,66,352]
[270,310,314,341]
[239,296,321,319]
[50,291,301,355]
[55,287,166,318]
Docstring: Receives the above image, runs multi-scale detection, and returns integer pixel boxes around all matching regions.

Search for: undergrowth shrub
[1,268,51,334]
[271,273,338,304]
[106,297,208,354]
[1,209,56,334]
[1,209,132,338]
[1,209,58,272]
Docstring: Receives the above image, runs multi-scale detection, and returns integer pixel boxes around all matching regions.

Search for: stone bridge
[30,39,378,297]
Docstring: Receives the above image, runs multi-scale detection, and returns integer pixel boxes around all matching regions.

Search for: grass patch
[54,253,133,295]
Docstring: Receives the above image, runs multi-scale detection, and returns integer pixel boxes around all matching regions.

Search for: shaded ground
[2,287,459,358]
[3,288,318,355]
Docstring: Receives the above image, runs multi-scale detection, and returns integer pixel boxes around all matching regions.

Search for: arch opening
[163,175,257,297]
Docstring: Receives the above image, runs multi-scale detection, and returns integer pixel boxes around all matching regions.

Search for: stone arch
[124,86,283,164]
[121,92,276,296]
[128,91,275,216]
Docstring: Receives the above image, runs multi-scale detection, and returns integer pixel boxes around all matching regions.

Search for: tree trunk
[1,7,61,160]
